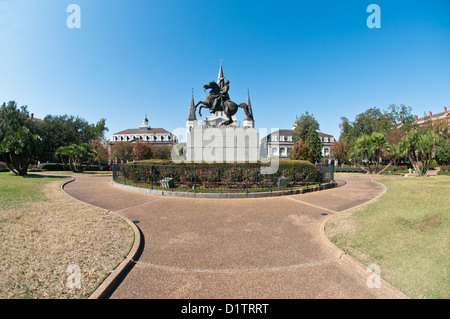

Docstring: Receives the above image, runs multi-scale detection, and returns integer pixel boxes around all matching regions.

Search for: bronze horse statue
[195,81,253,126]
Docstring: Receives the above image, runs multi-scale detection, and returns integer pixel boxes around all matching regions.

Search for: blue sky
[1,0,449,141]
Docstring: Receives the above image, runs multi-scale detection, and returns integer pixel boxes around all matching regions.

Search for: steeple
[139,114,150,129]
[217,60,224,89]
[245,89,254,121]
[243,89,255,128]
[187,92,197,121]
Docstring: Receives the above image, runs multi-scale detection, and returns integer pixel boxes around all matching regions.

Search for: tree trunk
[378,160,393,175]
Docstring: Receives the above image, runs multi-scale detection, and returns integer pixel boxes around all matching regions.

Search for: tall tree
[0,127,42,175]
[0,101,43,175]
[292,112,323,163]
[288,139,313,162]
[111,142,134,163]
[338,105,414,147]
[132,141,153,161]
[0,101,34,141]
[331,140,350,166]
[39,115,108,160]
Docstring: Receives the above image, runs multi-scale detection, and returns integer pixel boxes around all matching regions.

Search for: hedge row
[119,160,328,191]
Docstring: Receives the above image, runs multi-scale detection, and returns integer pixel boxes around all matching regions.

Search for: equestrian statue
[195,79,254,126]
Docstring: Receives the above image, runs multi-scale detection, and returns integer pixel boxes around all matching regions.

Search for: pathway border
[60,178,143,299]
[112,180,338,198]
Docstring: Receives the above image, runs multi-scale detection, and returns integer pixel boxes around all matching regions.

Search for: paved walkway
[63,176,408,299]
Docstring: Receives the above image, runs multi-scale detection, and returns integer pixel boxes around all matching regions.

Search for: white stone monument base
[185,126,260,163]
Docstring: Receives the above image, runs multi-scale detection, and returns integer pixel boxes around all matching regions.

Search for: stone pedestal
[186,126,260,163]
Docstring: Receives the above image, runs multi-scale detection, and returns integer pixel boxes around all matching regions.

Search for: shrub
[39,163,68,171]
[0,161,9,172]
[119,159,326,191]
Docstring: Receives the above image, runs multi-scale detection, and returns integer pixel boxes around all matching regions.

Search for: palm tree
[399,130,439,176]
[352,132,391,174]
[56,143,97,173]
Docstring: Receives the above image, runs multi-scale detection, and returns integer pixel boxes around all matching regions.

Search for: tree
[0,127,42,175]
[292,112,322,163]
[132,141,153,161]
[90,138,109,164]
[338,105,414,148]
[352,132,391,174]
[399,130,440,176]
[288,139,313,162]
[38,115,108,161]
[151,145,172,160]
[0,101,43,175]
[436,138,450,164]
[56,143,97,173]
[331,140,350,166]
[111,142,134,163]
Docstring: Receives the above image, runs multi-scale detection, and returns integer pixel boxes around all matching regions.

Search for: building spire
[187,90,197,121]
[217,60,224,89]
[245,89,254,121]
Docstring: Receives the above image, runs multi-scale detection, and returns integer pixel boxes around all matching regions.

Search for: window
[272,148,278,155]
[324,148,329,157]
[272,135,278,142]
[287,136,293,142]
[280,136,285,142]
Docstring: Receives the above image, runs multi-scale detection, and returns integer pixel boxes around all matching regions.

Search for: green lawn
[326,175,450,299]
[0,173,65,210]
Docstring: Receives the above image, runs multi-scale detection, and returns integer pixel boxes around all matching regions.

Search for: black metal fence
[112,162,334,193]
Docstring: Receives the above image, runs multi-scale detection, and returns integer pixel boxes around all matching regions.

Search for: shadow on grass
[4,173,69,179]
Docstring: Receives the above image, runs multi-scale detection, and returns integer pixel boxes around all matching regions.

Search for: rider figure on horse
[211,80,230,113]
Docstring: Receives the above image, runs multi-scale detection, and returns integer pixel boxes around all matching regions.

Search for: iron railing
[112,163,334,193]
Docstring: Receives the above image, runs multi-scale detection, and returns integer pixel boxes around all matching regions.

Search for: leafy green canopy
[399,130,440,176]
[0,127,42,175]
[56,143,97,173]
[339,104,415,147]
[292,111,323,163]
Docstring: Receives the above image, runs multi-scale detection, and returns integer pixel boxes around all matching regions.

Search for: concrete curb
[112,180,338,199]
[60,178,143,299]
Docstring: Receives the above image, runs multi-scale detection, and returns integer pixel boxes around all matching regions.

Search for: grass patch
[0,173,65,210]
[0,172,133,299]
[326,175,450,299]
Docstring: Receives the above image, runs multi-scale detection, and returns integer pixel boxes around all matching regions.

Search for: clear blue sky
[1,0,449,141]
